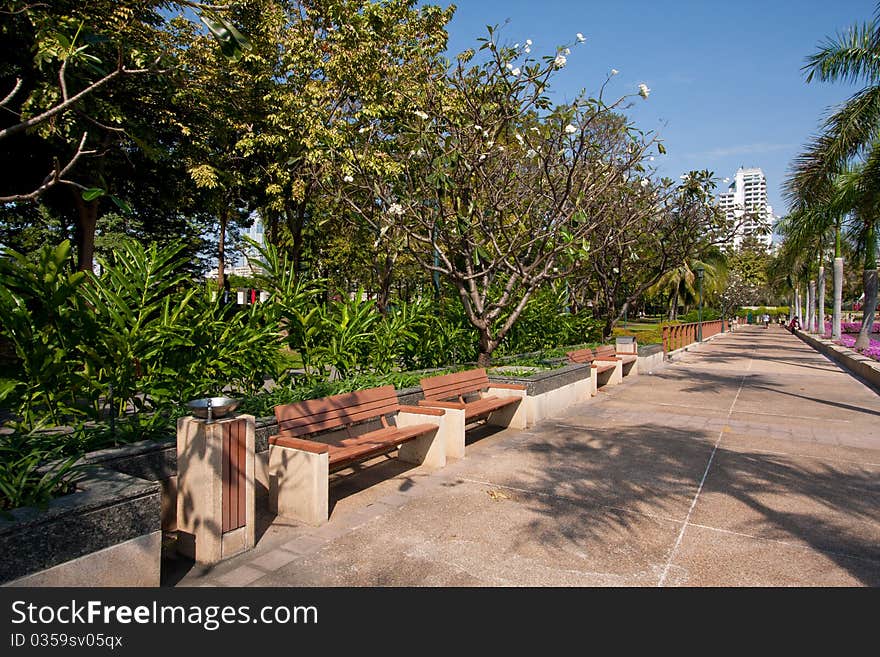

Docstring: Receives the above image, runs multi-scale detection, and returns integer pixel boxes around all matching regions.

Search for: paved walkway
[169,325,880,587]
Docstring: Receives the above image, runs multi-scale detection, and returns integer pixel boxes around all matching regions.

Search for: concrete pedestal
[176,414,256,564]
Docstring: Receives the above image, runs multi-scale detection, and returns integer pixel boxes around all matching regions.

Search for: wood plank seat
[268,385,448,525]
[418,368,528,458]
[567,345,624,388]
[419,368,525,422]
[566,347,617,373]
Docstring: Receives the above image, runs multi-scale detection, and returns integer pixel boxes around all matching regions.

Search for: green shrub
[496,285,602,356]
[681,307,720,323]
[0,431,84,517]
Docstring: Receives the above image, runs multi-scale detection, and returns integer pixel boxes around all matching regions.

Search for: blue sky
[436,0,876,222]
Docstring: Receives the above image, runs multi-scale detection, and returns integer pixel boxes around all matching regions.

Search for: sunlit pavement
[169,325,880,587]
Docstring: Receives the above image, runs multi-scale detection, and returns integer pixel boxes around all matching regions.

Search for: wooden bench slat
[328,423,438,471]
[462,395,520,422]
[420,368,490,401]
[275,385,401,436]
[567,348,595,364]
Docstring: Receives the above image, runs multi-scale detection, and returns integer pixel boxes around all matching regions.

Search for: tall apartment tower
[717,167,774,250]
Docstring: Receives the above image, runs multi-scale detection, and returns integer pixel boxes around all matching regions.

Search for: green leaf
[109,195,132,213]
[198,10,252,62]
[82,187,105,201]
[657,143,667,155]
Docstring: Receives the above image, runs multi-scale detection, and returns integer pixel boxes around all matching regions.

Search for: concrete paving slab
[690,450,880,560]
[666,524,880,587]
[244,480,683,587]
[720,431,880,465]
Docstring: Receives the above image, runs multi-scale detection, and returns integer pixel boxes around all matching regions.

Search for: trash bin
[176,410,256,564]
[615,335,637,355]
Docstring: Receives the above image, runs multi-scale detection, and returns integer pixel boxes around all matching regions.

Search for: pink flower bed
[822,321,880,360]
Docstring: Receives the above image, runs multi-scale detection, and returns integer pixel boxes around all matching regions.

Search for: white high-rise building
[717,167,774,250]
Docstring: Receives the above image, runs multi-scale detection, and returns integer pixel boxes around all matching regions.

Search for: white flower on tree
[525,148,537,158]
[611,69,619,76]
[387,203,404,216]
[554,54,567,68]
[511,67,520,76]
[414,110,429,120]
[343,175,354,183]
[564,124,577,134]
[638,83,650,99]
[576,33,585,42]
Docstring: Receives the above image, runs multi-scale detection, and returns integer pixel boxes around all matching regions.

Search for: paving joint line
[686,522,880,566]
[657,351,753,587]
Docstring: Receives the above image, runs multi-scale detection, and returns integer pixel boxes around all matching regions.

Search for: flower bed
[823,322,880,360]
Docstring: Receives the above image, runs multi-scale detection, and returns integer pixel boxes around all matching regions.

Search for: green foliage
[681,307,721,323]
[497,286,603,356]
[0,431,84,517]
[0,238,283,428]
[735,306,789,319]
[0,241,92,427]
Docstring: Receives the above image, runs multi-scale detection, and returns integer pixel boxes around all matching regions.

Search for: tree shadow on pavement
[498,420,880,585]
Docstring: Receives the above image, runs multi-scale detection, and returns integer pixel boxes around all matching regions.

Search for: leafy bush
[680,307,720,323]
[497,285,602,356]
[0,242,94,427]
[0,431,84,517]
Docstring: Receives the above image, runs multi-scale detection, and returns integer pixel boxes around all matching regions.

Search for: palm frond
[804,20,880,85]
[784,86,880,209]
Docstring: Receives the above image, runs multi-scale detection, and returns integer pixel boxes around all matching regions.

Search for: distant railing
[662,320,727,354]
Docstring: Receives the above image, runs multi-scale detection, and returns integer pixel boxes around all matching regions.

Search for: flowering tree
[337,28,658,364]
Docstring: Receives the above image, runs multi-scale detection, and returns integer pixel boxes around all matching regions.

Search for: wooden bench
[268,385,449,525]
[567,345,624,389]
[418,368,527,458]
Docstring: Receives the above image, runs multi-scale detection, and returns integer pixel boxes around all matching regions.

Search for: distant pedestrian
[763,313,770,328]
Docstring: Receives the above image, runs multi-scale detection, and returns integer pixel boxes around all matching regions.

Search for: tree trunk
[285,202,307,274]
[375,253,394,314]
[832,257,843,340]
[72,191,99,272]
[476,331,497,367]
[817,265,826,336]
[667,289,678,322]
[856,222,877,351]
[807,279,816,333]
[855,269,878,351]
[217,206,228,291]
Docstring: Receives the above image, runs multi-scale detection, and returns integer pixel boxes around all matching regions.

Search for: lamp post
[695,265,705,342]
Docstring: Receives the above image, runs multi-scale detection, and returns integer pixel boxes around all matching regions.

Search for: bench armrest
[594,356,621,361]
[269,434,329,454]
[418,399,467,410]
[398,405,446,416]
[486,382,527,391]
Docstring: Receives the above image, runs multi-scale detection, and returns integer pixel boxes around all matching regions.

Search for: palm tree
[785,4,880,350]
[649,252,725,321]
